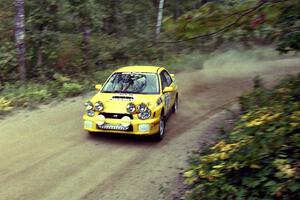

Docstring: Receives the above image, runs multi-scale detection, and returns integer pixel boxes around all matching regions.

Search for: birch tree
[155,0,165,42]
[14,0,26,82]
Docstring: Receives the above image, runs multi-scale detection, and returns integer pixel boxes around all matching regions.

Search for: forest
[2,0,209,84]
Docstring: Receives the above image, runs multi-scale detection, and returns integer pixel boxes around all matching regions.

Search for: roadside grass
[0,69,113,115]
[182,74,300,200]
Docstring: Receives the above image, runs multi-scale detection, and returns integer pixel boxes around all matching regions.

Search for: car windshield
[101,72,160,94]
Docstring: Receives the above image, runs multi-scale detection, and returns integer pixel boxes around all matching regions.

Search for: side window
[160,72,167,90]
[163,71,172,86]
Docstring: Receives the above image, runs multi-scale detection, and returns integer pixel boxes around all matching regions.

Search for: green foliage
[0,67,113,114]
[91,69,114,83]
[165,0,300,53]
[1,0,178,83]
[0,97,13,115]
[1,83,52,108]
[0,42,17,82]
[59,82,83,98]
[276,1,300,53]
[184,74,300,199]
[25,0,60,79]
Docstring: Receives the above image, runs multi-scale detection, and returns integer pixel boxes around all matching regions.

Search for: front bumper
[83,114,160,135]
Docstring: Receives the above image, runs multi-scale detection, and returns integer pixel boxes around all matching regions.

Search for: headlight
[84,101,93,110]
[127,103,136,113]
[121,116,131,127]
[95,101,104,111]
[86,110,95,117]
[96,114,105,126]
[137,103,151,120]
[138,110,151,120]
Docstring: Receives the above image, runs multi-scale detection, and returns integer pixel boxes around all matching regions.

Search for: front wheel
[153,114,165,141]
[88,131,96,136]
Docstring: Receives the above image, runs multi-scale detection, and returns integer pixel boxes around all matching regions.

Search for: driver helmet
[122,74,132,83]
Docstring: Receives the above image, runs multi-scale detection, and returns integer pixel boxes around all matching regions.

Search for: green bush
[1,83,52,107]
[0,97,13,115]
[0,68,116,114]
[56,35,82,75]
[58,82,83,98]
[91,69,114,83]
[184,74,300,200]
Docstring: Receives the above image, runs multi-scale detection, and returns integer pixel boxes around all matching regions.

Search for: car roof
[115,66,164,73]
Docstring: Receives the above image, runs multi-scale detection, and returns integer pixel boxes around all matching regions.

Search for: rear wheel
[153,114,165,141]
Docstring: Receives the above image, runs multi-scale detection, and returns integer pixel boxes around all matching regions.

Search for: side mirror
[163,86,174,93]
[95,84,102,90]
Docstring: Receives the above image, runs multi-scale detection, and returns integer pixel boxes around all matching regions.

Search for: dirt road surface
[0,55,299,200]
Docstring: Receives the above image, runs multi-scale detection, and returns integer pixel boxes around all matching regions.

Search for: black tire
[172,96,179,113]
[153,114,166,141]
[88,131,96,135]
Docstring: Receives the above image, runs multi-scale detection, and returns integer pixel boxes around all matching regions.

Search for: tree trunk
[151,0,158,8]
[14,0,26,82]
[37,47,43,67]
[36,45,44,79]
[80,21,90,72]
[104,0,117,35]
[36,0,46,74]
[155,0,165,42]
[172,0,180,20]
[37,25,45,73]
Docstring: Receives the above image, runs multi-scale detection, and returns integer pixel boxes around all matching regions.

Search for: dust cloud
[201,48,299,79]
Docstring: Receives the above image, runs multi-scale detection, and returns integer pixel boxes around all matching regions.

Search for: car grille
[97,124,133,131]
[100,113,133,119]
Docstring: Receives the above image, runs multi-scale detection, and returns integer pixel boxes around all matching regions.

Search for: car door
[160,70,176,114]
[163,70,177,108]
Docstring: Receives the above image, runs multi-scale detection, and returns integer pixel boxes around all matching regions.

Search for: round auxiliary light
[138,103,148,113]
[95,101,104,111]
[85,101,93,110]
[127,103,136,113]
[138,110,151,120]
[121,116,131,127]
[87,109,95,117]
[96,114,105,126]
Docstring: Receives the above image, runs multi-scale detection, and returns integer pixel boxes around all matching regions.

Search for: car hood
[90,92,160,113]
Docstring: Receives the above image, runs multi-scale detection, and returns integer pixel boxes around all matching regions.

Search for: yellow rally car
[83,66,178,140]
